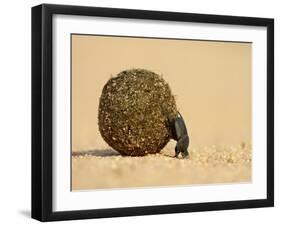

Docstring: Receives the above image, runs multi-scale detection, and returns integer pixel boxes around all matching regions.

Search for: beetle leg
[181,149,189,159]
[175,144,180,158]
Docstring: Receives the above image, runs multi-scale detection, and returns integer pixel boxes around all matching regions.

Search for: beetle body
[171,112,189,158]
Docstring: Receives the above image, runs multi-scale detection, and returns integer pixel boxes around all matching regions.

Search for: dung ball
[98,69,177,156]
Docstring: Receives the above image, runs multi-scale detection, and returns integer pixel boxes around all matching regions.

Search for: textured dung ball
[98,69,177,156]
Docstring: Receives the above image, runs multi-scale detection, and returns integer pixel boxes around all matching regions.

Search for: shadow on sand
[72,148,176,159]
[72,149,120,157]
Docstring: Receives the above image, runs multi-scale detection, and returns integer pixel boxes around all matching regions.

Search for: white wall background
[0,0,279,225]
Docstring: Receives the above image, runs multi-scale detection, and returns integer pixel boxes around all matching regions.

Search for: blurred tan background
[72,34,251,152]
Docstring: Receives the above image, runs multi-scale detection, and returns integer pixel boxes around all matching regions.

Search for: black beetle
[170,112,189,158]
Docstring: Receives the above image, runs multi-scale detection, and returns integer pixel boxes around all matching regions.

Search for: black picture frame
[32,3,274,222]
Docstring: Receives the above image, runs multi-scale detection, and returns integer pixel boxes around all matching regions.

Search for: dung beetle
[170,112,189,158]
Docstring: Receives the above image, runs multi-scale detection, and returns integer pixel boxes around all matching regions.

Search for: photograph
[71,34,252,191]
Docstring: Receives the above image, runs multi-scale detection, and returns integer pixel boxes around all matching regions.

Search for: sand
[72,142,251,190]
